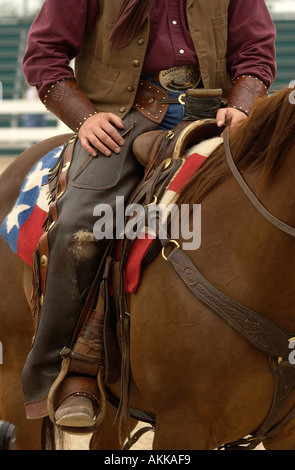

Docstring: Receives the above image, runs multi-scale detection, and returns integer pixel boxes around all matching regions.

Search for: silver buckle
[158,65,201,92]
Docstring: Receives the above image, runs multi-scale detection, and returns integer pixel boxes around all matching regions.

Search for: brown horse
[1,87,295,450]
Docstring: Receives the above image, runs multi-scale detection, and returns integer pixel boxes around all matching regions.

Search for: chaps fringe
[30,247,41,336]
[42,149,65,231]
[30,145,67,337]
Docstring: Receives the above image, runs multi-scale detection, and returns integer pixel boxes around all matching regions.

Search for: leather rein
[223,126,295,238]
[160,127,295,450]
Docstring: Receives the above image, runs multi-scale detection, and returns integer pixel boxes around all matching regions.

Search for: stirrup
[48,362,107,432]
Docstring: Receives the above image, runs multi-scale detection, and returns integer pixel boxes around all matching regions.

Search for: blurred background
[0,0,294,161]
[0,0,71,164]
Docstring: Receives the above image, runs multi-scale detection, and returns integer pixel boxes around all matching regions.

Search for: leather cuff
[227,75,268,117]
[43,79,98,132]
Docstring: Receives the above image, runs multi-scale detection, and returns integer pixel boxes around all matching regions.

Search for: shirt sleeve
[227,0,277,87]
[22,0,99,101]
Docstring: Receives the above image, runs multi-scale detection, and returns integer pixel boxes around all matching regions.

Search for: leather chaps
[22,108,159,419]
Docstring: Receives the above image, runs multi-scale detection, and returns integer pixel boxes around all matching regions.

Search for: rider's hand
[216,107,248,131]
[78,112,125,157]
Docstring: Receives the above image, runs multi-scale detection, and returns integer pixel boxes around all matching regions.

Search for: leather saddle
[133,118,222,171]
[132,86,223,170]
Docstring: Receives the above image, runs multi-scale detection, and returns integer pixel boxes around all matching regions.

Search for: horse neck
[185,142,295,334]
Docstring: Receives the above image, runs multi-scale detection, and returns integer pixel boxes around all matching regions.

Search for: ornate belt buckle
[158,65,201,92]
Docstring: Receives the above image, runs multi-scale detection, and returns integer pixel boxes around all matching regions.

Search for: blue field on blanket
[0,146,63,266]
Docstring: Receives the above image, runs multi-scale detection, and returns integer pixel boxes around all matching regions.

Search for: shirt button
[119,106,126,113]
[179,49,185,54]
[127,86,134,92]
[172,20,177,25]
[132,59,140,67]
[137,38,145,45]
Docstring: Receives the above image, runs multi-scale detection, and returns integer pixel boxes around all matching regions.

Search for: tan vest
[75,0,231,116]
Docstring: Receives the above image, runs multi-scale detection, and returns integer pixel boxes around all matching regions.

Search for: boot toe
[55,394,96,427]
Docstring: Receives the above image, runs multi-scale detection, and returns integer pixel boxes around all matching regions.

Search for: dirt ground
[69,426,154,451]
[0,155,264,451]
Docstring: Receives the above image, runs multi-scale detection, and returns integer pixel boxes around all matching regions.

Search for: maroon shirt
[23,0,276,101]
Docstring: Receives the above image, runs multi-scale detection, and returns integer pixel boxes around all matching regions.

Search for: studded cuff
[43,79,98,133]
[227,75,268,117]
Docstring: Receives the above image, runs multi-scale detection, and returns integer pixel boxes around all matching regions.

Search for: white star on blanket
[5,204,31,235]
[22,161,51,193]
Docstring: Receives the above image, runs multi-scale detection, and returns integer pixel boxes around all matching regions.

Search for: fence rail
[0,99,71,148]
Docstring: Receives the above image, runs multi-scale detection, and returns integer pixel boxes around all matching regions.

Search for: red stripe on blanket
[17,204,46,267]
[168,153,206,193]
[123,153,206,293]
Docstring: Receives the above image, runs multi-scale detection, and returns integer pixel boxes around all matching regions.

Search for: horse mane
[178,87,295,206]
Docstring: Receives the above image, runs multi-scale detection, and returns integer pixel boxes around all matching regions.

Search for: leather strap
[165,246,291,359]
[223,126,295,238]
[164,245,295,447]
[31,138,76,339]
[133,80,169,124]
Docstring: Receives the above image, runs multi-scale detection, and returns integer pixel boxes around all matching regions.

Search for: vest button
[137,38,145,45]
[127,86,135,92]
[119,106,126,113]
[132,60,140,67]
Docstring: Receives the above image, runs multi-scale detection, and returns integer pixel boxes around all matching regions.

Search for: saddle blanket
[0,146,64,266]
[0,138,222,291]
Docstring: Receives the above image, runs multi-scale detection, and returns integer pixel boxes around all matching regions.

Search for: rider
[21,0,276,428]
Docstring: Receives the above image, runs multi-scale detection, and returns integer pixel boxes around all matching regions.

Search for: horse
[1,86,295,450]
